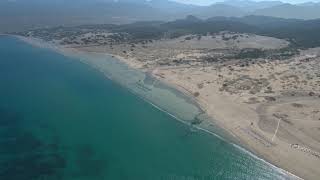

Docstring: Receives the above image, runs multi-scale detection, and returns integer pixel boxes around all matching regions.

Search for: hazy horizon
[173,0,320,6]
[1,0,320,179]
[2,0,320,32]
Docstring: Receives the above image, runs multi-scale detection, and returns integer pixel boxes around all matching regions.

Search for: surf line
[130,84,303,180]
[124,82,226,142]
[20,38,302,179]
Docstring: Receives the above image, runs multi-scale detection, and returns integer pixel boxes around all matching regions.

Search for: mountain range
[1,0,320,32]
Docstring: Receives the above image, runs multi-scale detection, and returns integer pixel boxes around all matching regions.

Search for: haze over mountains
[1,0,320,32]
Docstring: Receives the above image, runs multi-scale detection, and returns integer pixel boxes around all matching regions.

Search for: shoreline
[151,68,304,180]
[10,35,303,179]
[15,35,243,143]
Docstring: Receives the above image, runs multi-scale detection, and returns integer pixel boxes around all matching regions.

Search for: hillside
[14,15,320,49]
[253,3,320,19]
[2,0,320,32]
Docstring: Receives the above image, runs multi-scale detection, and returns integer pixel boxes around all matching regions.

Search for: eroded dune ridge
[15,21,320,180]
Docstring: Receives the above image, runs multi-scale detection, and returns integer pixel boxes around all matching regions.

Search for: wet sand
[14,35,307,180]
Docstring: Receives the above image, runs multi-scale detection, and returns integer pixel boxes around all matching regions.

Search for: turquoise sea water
[0,36,291,180]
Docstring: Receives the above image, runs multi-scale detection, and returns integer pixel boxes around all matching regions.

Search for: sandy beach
[15,34,320,180]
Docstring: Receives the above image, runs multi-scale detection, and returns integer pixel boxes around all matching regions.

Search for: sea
[0,36,293,180]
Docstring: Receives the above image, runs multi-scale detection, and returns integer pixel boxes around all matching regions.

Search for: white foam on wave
[129,85,302,180]
[231,143,302,180]
[135,89,225,141]
[18,36,303,180]
[121,78,303,180]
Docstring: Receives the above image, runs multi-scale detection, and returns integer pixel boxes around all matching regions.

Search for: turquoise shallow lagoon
[0,36,290,179]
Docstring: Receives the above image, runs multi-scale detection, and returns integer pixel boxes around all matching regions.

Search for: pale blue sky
[173,0,320,6]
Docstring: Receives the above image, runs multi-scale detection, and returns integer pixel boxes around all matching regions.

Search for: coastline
[11,35,304,180]
[14,35,244,143]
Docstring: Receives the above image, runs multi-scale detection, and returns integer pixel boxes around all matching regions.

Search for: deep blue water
[0,36,289,180]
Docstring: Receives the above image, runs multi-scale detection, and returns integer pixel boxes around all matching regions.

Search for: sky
[173,0,320,6]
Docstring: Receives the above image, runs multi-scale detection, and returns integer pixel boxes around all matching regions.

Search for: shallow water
[0,36,291,179]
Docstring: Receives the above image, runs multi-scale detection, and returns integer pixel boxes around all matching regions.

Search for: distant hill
[2,0,320,32]
[147,0,198,14]
[298,2,320,7]
[0,1,166,32]
[193,4,246,18]
[217,0,284,12]
[109,15,320,48]
[253,3,320,20]
[141,15,320,48]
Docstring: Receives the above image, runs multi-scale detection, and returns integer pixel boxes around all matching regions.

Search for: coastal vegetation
[9,13,320,180]
[14,15,320,48]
